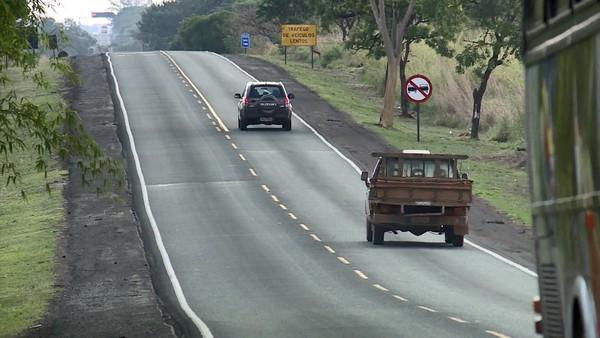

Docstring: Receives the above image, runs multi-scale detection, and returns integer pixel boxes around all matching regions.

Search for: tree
[178,10,236,53]
[368,0,416,128]
[137,0,234,50]
[344,0,462,117]
[309,0,359,41]
[111,6,145,51]
[455,0,521,139]
[1,0,121,194]
[257,0,311,25]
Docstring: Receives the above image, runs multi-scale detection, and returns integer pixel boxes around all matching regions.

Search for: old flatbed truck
[361,151,472,246]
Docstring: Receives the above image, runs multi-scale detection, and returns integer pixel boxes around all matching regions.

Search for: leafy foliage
[257,0,311,25]
[1,0,122,194]
[178,10,236,53]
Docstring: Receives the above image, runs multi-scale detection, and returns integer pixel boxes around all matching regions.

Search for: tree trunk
[398,41,411,117]
[470,66,494,139]
[381,59,399,128]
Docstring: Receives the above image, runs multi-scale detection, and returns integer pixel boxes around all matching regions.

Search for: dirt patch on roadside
[22,55,176,338]
[227,54,535,270]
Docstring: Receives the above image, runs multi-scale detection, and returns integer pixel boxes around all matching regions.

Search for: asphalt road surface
[109,51,538,338]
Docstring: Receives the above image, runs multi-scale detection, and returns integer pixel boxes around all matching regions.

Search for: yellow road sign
[281,24,317,46]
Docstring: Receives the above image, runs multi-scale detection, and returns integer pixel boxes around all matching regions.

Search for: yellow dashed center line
[261,184,270,192]
[299,223,310,231]
[193,94,198,98]
[323,245,335,253]
[392,295,408,302]
[249,168,257,177]
[225,134,231,140]
[310,234,321,242]
[198,100,204,105]
[202,106,207,110]
[337,256,350,265]
[373,284,389,292]
[189,89,194,92]
[215,127,221,132]
[270,195,279,202]
[485,331,512,338]
[239,154,246,161]
[417,306,438,313]
[206,113,212,120]
[279,204,288,210]
[288,213,297,220]
[448,317,469,324]
[353,270,368,279]
[231,143,238,149]
[211,121,216,126]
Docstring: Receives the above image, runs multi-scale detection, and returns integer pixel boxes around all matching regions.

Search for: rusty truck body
[361,151,472,246]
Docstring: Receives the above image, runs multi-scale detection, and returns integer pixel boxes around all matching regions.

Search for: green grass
[256,53,531,225]
[0,59,66,337]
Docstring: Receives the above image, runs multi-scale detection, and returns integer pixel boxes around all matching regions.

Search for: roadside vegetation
[0,59,66,337]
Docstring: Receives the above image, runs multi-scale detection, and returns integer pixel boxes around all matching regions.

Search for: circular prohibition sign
[403,74,433,104]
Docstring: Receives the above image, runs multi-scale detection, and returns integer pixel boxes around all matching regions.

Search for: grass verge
[0,59,66,337]
[256,54,531,225]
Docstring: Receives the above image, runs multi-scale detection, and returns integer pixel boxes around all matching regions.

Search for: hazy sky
[47,0,112,24]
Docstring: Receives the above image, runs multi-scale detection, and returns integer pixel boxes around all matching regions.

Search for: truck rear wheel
[452,235,464,247]
[366,220,373,242]
[372,226,384,245]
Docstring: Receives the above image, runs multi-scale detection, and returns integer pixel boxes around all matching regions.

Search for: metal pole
[244,47,247,55]
[417,103,421,142]
[311,46,314,69]
[284,46,287,64]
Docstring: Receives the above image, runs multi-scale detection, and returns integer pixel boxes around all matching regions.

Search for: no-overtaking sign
[404,74,432,104]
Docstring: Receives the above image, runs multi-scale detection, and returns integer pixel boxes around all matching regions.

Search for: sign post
[240,32,250,54]
[280,24,317,67]
[403,74,433,142]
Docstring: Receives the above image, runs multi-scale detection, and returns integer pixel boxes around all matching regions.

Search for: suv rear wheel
[238,117,247,131]
[282,119,291,131]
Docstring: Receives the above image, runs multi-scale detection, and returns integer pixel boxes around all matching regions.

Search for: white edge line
[107,53,213,338]
[161,51,229,133]
[212,52,538,279]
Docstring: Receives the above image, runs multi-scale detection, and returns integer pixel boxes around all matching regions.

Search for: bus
[524,1,600,337]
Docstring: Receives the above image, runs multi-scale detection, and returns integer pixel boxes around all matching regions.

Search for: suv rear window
[248,85,285,99]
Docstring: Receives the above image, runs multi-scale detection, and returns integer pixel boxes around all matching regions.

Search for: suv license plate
[259,117,274,122]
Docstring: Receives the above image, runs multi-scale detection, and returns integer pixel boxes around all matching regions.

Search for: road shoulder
[226,54,535,269]
[22,55,176,338]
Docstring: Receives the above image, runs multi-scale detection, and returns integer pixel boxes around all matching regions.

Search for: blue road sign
[241,33,250,48]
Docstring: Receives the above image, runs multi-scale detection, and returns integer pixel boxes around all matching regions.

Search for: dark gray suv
[235,82,295,131]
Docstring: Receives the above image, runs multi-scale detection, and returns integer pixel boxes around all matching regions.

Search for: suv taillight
[243,96,249,105]
[283,96,290,107]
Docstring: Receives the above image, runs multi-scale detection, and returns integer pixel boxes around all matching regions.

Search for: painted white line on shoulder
[249,168,257,177]
[299,223,310,231]
[392,295,408,302]
[323,245,335,253]
[106,53,212,338]
[288,213,297,220]
[279,204,288,210]
[161,51,229,132]
[310,234,322,241]
[261,184,270,192]
[353,270,368,279]
[464,239,537,277]
[372,284,389,292]
[337,256,350,265]
[418,306,438,313]
[448,316,469,324]
[485,330,512,338]
[214,52,539,279]
[239,154,246,161]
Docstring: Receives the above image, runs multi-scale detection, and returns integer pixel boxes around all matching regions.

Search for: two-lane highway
[109,51,537,338]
